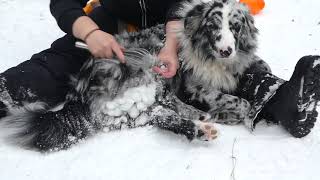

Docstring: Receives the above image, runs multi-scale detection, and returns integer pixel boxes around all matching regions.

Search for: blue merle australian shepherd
[1,0,320,151]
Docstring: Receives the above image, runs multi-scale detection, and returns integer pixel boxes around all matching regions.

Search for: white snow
[1,0,320,180]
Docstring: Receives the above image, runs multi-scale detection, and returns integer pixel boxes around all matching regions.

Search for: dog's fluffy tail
[0,101,93,151]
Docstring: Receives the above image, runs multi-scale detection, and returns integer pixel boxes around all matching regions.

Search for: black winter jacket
[50,0,185,35]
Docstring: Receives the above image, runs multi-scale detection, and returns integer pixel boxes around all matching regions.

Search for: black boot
[234,57,285,129]
[262,55,320,138]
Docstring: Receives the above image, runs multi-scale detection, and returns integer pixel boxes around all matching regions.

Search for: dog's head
[178,0,258,61]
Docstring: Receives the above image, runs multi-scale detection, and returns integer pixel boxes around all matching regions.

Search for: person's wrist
[83,28,100,42]
[162,42,178,54]
[165,35,179,48]
[72,16,100,40]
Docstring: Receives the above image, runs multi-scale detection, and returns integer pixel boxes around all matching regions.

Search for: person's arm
[50,0,88,34]
[154,1,187,78]
[154,20,183,78]
[50,0,100,41]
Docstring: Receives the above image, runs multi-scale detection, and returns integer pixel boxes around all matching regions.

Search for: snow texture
[1,0,320,180]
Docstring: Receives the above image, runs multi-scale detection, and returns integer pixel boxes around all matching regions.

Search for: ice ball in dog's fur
[107,108,123,117]
[119,99,135,111]
[115,98,126,105]
[136,102,147,111]
[128,105,140,118]
[127,91,142,102]
[106,101,117,110]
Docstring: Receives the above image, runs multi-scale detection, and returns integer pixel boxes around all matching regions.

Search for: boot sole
[287,56,320,137]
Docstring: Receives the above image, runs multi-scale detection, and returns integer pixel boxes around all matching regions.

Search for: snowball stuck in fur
[103,83,157,118]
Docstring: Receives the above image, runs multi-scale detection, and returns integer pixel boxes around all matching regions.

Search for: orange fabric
[239,0,265,15]
[126,24,139,32]
[83,0,138,32]
[83,0,100,15]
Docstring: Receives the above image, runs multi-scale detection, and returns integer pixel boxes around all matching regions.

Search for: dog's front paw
[194,121,218,141]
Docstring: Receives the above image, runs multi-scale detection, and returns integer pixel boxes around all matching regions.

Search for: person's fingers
[104,48,113,59]
[112,43,126,63]
[152,66,162,74]
[161,68,176,78]
[89,46,100,57]
[95,49,105,58]
[153,63,177,78]
[152,66,168,74]
[160,60,178,78]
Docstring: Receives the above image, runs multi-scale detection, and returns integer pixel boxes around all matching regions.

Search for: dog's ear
[183,3,205,33]
[238,4,258,53]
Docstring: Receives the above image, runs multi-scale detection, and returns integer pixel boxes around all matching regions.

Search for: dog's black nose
[219,47,233,58]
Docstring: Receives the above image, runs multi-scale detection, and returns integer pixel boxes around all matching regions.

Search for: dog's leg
[149,105,218,141]
[201,91,252,125]
[173,73,252,125]
[179,83,252,125]
[160,93,212,121]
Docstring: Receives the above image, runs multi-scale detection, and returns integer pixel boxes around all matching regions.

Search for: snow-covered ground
[0,0,320,180]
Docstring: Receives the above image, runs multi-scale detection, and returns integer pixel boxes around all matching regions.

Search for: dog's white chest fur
[100,83,157,118]
[184,58,239,91]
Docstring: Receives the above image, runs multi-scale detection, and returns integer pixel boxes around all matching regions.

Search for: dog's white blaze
[103,83,157,118]
[215,4,236,58]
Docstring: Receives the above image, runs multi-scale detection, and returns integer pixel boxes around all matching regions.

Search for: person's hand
[72,16,125,63]
[153,46,179,78]
[153,20,182,78]
[85,30,125,63]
